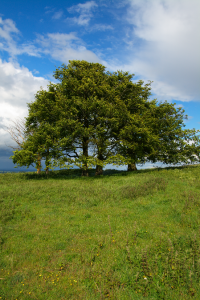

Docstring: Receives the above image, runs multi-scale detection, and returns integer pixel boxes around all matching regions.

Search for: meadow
[0,165,200,299]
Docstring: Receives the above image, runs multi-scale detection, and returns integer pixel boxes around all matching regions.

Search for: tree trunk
[37,153,41,174]
[82,137,89,176]
[95,153,104,175]
[95,165,103,175]
[45,148,49,175]
[82,169,89,176]
[127,163,137,171]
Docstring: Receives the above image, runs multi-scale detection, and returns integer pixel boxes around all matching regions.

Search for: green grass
[0,165,200,299]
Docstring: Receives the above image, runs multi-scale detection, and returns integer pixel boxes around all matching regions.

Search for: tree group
[11,60,200,175]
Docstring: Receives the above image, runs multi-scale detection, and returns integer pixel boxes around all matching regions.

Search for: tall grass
[0,165,200,299]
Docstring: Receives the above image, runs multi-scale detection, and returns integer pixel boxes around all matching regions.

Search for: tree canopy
[11,60,200,175]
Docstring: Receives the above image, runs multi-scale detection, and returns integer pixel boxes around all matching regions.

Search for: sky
[0,0,200,172]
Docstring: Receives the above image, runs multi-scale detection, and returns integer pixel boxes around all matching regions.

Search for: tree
[115,97,200,170]
[52,60,127,176]
[11,84,61,174]
[11,60,200,175]
[11,61,157,175]
[100,71,200,170]
[53,63,162,175]
[11,74,118,176]
[101,71,156,171]
[114,108,159,171]
[146,101,200,166]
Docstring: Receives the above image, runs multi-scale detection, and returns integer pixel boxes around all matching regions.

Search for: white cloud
[52,11,63,20]
[36,32,80,48]
[51,47,101,64]
[0,17,19,40]
[0,59,49,148]
[33,69,39,74]
[102,0,200,102]
[1,1,199,106]
[0,17,40,58]
[67,1,98,26]
[37,0,200,105]
[36,32,101,64]
[67,1,98,14]
[87,24,114,32]
[121,0,200,102]
[45,7,55,14]
[67,15,91,26]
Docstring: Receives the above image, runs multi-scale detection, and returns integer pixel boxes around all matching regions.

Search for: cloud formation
[0,17,19,39]
[0,17,40,58]
[85,24,114,32]
[0,59,49,148]
[67,1,98,25]
[1,1,199,103]
[36,32,101,64]
[52,10,63,20]
[121,0,200,102]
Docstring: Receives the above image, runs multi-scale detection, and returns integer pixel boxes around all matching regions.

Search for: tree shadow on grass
[22,168,128,180]
[13,164,200,181]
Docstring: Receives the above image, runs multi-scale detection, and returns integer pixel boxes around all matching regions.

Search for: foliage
[10,60,200,175]
[52,60,130,175]
[146,101,200,165]
[11,84,60,174]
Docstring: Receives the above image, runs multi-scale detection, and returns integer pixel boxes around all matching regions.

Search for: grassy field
[0,165,200,299]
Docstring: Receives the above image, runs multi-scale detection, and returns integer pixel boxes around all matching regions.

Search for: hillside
[0,165,200,299]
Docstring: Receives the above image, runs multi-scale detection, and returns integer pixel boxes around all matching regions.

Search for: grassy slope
[0,165,200,300]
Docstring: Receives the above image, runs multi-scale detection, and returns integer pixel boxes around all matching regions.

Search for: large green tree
[100,70,158,171]
[11,84,62,174]
[11,61,127,176]
[52,60,128,176]
[53,63,161,175]
[146,101,200,166]
[98,70,200,171]
[11,60,200,175]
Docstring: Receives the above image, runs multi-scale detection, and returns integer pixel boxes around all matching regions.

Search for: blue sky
[0,0,200,171]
